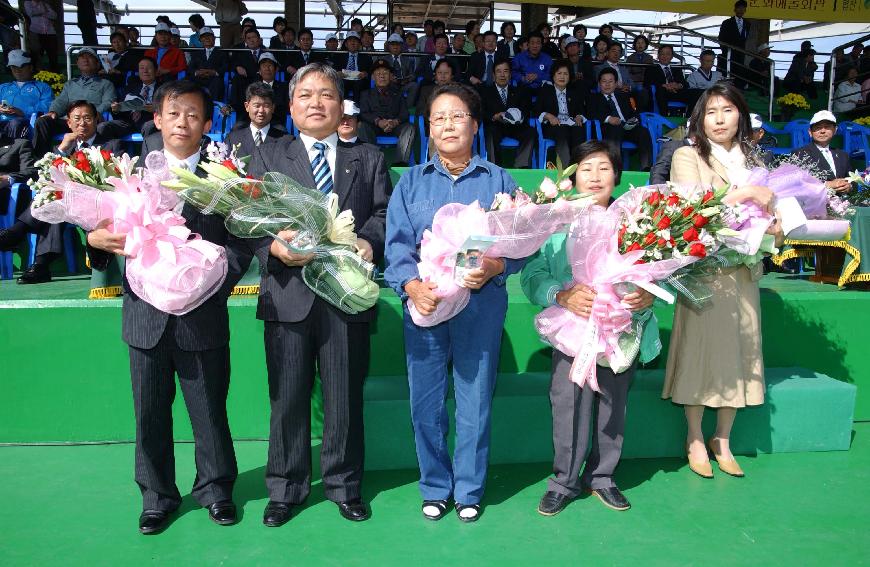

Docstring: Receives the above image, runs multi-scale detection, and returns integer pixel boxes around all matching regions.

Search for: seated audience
[231,27,268,106]
[422,34,462,84]
[497,21,519,59]
[571,24,592,60]
[358,60,416,165]
[833,67,864,114]
[643,45,689,115]
[284,28,321,78]
[337,31,372,100]
[0,50,52,139]
[563,37,595,92]
[384,33,420,105]
[102,31,139,89]
[231,53,288,126]
[591,36,609,62]
[749,43,772,94]
[0,131,37,219]
[625,35,654,86]
[33,48,116,155]
[537,23,562,60]
[101,56,159,138]
[270,16,287,49]
[467,31,500,88]
[0,100,123,284]
[187,14,204,48]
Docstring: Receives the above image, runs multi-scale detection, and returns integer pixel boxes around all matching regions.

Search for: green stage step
[363,367,856,470]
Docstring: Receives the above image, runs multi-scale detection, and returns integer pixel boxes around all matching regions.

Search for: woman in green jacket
[521,140,656,515]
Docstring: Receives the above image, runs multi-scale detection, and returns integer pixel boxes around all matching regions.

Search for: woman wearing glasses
[385,83,523,523]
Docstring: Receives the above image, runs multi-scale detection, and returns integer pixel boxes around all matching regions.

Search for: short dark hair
[571,140,623,186]
[428,82,481,122]
[272,16,287,29]
[67,100,98,118]
[527,31,544,42]
[687,81,753,167]
[242,17,256,26]
[156,15,171,24]
[245,28,261,38]
[246,82,275,103]
[597,67,618,82]
[700,49,716,59]
[298,28,313,40]
[599,23,613,34]
[424,19,434,27]
[500,21,516,35]
[433,58,454,74]
[110,31,127,43]
[573,24,587,35]
[189,14,205,29]
[434,33,449,44]
[734,0,747,8]
[482,30,498,41]
[633,35,649,50]
[350,17,363,26]
[465,20,479,34]
[154,80,213,117]
[536,22,552,33]
[658,44,674,55]
[493,58,511,71]
[138,56,157,70]
[607,40,623,53]
[391,23,404,33]
[433,20,445,31]
[593,35,609,49]
[550,59,571,81]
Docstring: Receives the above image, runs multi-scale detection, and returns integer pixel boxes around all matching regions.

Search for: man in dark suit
[717,0,750,86]
[88,81,246,535]
[0,135,36,217]
[643,45,689,116]
[283,28,322,79]
[588,67,652,171]
[100,56,159,139]
[231,28,269,109]
[335,31,372,100]
[467,31,500,88]
[358,60,416,165]
[224,82,291,162]
[231,53,288,125]
[254,62,390,527]
[480,59,535,168]
[650,137,691,184]
[0,100,123,284]
[792,111,852,192]
[188,27,229,102]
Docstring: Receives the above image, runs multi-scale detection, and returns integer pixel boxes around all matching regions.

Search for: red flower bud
[626,242,642,252]
[221,159,237,171]
[682,206,694,218]
[658,238,666,247]
[702,191,715,203]
[682,227,699,242]
[647,192,663,206]
[77,160,92,173]
[100,149,112,161]
[73,150,86,161]
[53,190,63,199]
[618,225,627,239]
[52,157,65,167]
[656,216,671,230]
[666,194,681,207]
[644,231,657,245]
[693,214,709,228]
[689,242,707,258]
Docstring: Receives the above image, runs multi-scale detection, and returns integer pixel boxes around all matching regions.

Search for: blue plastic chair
[285,114,298,137]
[639,112,677,165]
[478,121,525,163]
[649,84,688,117]
[839,122,870,165]
[762,122,791,155]
[593,120,636,170]
[418,115,430,162]
[784,120,811,150]
[535,118,593,169]
[0,182,21,279]
[375,115,416,166]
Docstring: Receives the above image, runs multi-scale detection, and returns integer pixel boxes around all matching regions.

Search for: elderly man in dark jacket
[358,59,416,165]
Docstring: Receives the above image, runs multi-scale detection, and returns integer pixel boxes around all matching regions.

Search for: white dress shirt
[250,123,271,143]
[164,149,202,173]
[816,143,837,173]
[299,131,338,184]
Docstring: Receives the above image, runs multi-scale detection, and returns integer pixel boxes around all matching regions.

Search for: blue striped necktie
[311,141,334,194]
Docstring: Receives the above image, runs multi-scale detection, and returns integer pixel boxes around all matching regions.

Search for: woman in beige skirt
[665,82,781,478]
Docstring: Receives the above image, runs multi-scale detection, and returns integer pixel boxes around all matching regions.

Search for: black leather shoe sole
[537,492,572,516]
[208,502,238,526]
[139,511,172,535]
[588,489,631,511]
[337,500,371,522]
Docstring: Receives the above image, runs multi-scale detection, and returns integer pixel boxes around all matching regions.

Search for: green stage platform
[0,272,862,460]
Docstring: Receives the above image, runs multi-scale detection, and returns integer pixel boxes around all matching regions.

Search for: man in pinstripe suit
[87,81,248,535]
[252,63,390,527]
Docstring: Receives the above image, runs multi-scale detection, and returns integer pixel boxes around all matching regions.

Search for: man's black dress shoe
[263,501,293,527]
[139,510,172,535]
[207,500,237,525]
[337,499,370,522]
[17,263,50,284]
[537,491,572,516]
[588,486,631,511]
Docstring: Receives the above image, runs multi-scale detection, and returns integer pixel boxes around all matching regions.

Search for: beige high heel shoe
[708,437,745,477]
[686,442,713,478]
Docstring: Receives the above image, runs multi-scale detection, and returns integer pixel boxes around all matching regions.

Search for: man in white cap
[385,32,419,104]
[0,49,53,138]
[358,59,416,165]
[188,26,230,101]
[338,31,372,100]
[32,47,117,155]
[338,99,362,145]
[793,110,851,191]
[325,33,339,52]
[748,113,774,166]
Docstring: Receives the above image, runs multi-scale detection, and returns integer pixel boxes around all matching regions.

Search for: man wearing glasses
[0,100,123,284]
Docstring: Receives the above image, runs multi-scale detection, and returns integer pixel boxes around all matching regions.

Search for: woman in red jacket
[145,22,187,82]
